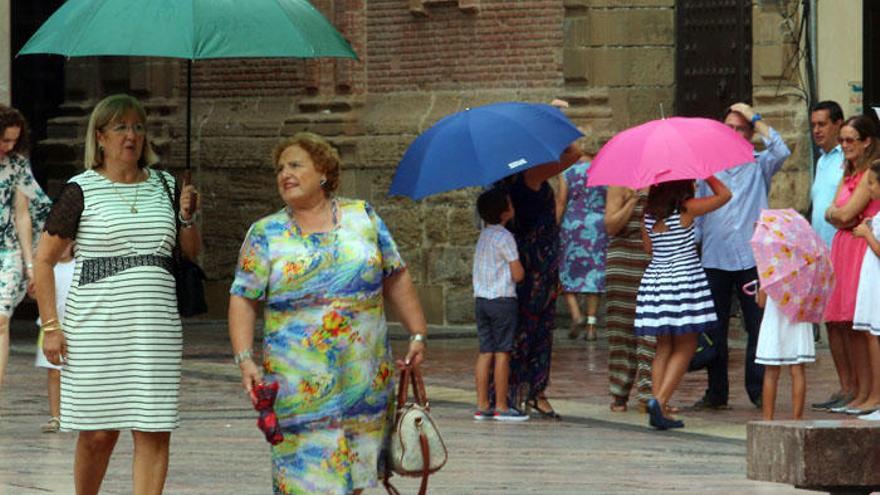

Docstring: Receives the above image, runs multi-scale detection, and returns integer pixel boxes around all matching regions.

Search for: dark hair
[842,115,880,175]
[477,188,510,224]
[810,100,844,123]
[0,105,30,157]
[870,159,880,183]
[645,179,695,221]
[722,106,753,129]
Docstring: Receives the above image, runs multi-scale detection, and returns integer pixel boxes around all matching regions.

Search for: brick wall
[366,1,564,92]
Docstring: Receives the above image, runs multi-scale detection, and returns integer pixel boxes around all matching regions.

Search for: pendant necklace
[112,181,141,214]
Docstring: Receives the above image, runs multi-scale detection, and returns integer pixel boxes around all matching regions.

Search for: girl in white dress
[752,283,815,420]
[852,160,880,420]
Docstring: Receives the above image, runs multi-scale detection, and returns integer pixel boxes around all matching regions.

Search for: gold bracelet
[41,322,62,333]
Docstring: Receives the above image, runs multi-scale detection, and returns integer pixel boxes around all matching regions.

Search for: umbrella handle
[741,279,759,296]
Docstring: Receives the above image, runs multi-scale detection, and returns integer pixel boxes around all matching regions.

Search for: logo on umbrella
[507,158,528,169]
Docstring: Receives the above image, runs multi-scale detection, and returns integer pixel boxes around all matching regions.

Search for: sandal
[568,318,584,339]
[664,403,680,415]
[584,316,598,341]
[610,396,628,413]
[41,416,60,434]
[528,398,562,420]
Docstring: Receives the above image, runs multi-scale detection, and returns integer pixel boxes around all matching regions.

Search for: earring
[98,144,104,152]
[320,177,327,187]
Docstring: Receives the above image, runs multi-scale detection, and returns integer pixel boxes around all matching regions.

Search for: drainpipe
[806,0,819,182]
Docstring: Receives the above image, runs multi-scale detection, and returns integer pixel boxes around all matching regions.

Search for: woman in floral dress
[228,132,428,495]
[0,105,51,388]
[556,159,607,341]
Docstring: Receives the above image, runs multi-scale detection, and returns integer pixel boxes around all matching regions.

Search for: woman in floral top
[228,132,428,495]
[0,106,51,387]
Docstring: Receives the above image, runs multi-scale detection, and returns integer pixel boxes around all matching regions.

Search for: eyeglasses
[105,123,146,135]
[838,136,863,145]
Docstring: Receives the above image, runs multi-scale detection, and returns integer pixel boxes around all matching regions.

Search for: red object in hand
[253,381,283,445]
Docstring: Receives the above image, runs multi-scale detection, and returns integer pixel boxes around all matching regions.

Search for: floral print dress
[0,153,51,316]
[559,161,607,293]
[231,198,404,495]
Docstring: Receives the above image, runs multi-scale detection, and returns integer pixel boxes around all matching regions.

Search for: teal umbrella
[18,0,358,167]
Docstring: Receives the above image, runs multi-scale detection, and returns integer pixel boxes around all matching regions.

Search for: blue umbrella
[389,102,584,200]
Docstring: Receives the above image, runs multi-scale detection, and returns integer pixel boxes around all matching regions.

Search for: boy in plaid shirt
[472,188,527,421]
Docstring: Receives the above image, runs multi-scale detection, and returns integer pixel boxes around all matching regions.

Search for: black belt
[79,254,173,287]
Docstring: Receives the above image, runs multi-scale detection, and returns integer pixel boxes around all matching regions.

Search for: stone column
[0,0,10,105]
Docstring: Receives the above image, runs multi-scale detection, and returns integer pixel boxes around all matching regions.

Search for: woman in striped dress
[604,186,655,412]
[635,176,730,430]
[34,94,201,494]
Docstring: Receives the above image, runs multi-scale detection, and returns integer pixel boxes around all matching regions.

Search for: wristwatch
[410,333,427,346]
[751,113,762,124]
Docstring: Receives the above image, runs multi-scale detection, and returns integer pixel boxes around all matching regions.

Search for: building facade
[4,0,866,324]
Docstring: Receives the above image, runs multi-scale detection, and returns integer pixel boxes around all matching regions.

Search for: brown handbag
[384,365,447,495]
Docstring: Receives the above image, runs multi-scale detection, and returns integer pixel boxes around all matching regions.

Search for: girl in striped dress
[635,176,731,430]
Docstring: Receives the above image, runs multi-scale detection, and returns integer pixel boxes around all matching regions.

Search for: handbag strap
[155,169,181,231]
[396,365,428,410]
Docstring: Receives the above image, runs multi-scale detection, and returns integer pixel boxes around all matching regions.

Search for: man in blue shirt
[807,101,850,411]
[810,101,845,247]
[693,102,791,409]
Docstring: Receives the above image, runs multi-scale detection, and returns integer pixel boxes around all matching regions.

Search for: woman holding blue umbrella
[502,143,583,418]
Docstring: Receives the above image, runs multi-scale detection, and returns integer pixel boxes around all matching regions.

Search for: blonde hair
[272,132,341,196]
[84,94,159,169]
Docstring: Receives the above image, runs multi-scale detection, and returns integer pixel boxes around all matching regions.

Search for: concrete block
[564,48,589,82]
[754,45,786,79]
[564,16,590,48]
[747,420,880,492]
[587,9,673,46]
[754,11,785,45]
[373,205,425,250]
[609,87,674,129]
[448,208,480,247]
[427,247,473,286]
[446,287,475,325]
[585,47,674,87]
[425,207,450,245]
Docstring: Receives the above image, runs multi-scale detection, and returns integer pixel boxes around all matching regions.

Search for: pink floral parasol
[749,209,834,323]
[587,117,755,188]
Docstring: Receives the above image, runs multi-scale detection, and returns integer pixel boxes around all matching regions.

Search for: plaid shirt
[472,224,518,299]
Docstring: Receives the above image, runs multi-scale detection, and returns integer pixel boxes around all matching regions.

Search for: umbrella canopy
[17,0,357,59]
[389,102,583,200]
[587,117,754,188]
[749,208,834,323]
[17,0,357,168]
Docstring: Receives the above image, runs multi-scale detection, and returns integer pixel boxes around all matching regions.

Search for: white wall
[817,0,862,117]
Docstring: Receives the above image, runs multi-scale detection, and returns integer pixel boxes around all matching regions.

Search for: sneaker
[41,417,60,434]
[473,409,494,421]
[858,410,880,421]
[690,396,729,411]
[493,408,530,422]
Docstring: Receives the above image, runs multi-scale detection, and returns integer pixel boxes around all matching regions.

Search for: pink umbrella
[587,117,755,188]
[749,209,834,323]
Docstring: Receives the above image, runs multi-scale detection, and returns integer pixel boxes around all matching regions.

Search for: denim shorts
[475,297,517,353]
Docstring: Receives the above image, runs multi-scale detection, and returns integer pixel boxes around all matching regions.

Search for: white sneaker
[858,410,880,421]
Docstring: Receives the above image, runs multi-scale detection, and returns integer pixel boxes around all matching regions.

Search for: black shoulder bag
[157,170,208,317]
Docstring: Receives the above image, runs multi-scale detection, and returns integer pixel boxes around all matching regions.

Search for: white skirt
[755,297,815,365]
[853,249,880,335]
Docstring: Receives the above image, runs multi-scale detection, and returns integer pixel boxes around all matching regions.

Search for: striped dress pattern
[605,192,655,404]
[635,212,716,336]
[60,169,181,431]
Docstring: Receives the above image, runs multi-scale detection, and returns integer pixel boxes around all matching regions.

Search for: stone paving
[0,319,851,494]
